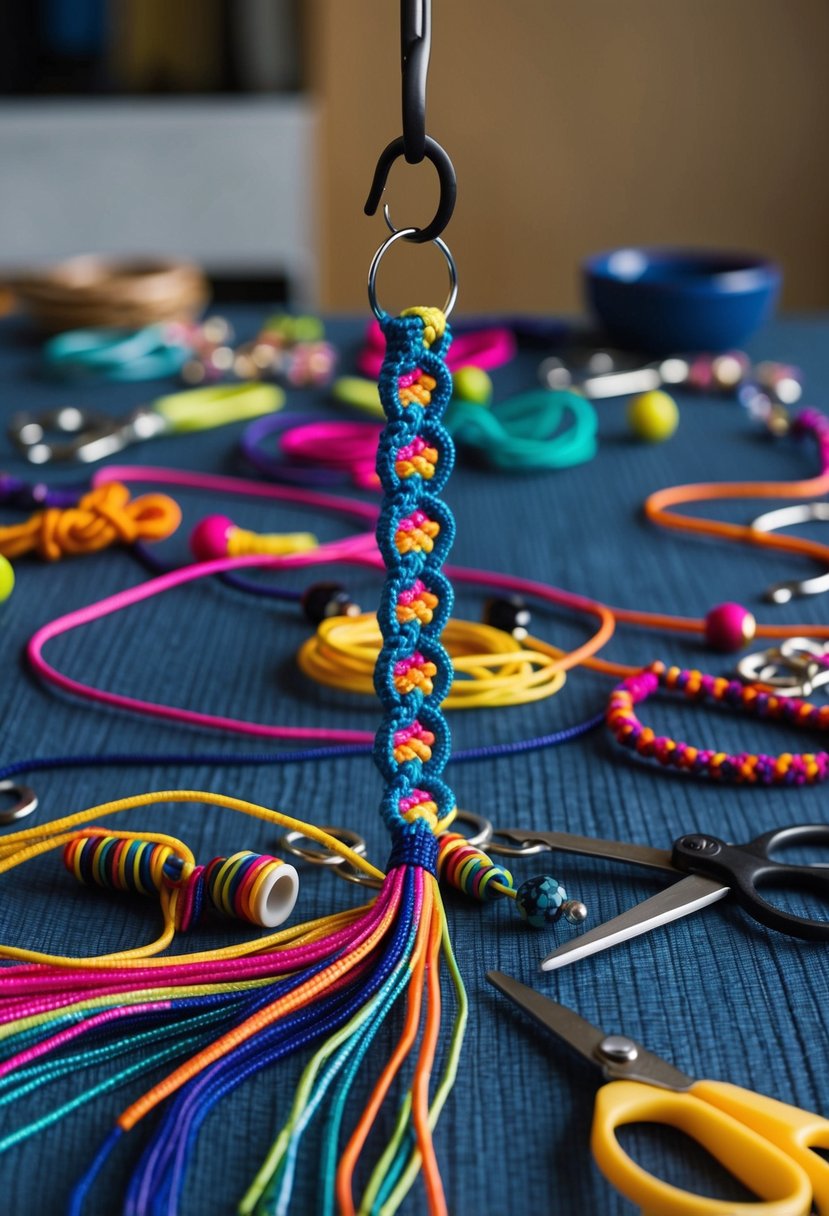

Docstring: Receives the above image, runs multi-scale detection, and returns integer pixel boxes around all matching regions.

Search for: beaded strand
[607,659,829,784]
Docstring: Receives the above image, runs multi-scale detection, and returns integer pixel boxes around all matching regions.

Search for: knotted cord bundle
[0,482,180,561]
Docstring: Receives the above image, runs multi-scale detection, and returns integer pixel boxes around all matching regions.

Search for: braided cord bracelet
[608,659,829,784]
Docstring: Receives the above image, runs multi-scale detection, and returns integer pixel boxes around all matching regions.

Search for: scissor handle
[671,825,829,941]
[591,1078,813,1215]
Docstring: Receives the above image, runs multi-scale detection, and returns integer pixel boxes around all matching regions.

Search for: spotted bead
[516,875,568,928]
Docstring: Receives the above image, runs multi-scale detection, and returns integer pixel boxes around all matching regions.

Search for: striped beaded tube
[63,834,299,929]
[373,307,458,868]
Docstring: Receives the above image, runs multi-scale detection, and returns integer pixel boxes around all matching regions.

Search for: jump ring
[331,861,383,890]
[330,809,492,887]
[279,826,367,866]
[367,227,458,323]
[0,780,38,826]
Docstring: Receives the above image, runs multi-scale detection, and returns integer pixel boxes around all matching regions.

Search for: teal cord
[0,1029,210,1153]
[0,1006,231,1106]
[271,957,414,1216]
[446,387,597,470]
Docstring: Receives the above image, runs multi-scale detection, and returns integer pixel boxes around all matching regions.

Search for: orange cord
[409,878,448,1215]
[118,888,399,1131]
[336,879,436,1216]
[0,482,181,561]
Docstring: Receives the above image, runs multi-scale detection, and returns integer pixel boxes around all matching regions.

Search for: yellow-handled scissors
[488,970,829,1215]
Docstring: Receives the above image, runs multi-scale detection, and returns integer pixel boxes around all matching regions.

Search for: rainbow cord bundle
[0,309,468,1215]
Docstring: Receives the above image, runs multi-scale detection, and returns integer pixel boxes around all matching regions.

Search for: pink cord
[279,421,382,490]
[0,877,399,1001]
[27,539,612,740]
[91,465,380,526]
[21,461,613,740]
[27,537,380,742]
[0,1002,172,1079]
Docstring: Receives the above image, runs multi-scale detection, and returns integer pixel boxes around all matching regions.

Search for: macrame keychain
[0,12,583,1216]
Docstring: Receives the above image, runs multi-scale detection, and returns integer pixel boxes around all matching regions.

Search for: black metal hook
[401,0,430,164]
[364,136,457,245]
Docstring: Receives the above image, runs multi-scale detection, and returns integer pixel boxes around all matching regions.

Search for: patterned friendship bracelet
[607,659,829,784]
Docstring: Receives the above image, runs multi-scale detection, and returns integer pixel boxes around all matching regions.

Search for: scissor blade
[487,970,606,1067]
[541,874,729,971]
[487,970,693,1090]
[497,829,675,872]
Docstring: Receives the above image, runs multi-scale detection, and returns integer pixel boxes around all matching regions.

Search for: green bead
[0,555,14,602]
[332,376,384,418]
[263,314,325,344]
[627,390,679,442]
[452,366,493,405]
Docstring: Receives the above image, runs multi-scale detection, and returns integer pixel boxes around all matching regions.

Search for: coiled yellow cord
[297,614,566,707]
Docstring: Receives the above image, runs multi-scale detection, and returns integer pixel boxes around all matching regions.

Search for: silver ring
[450,808,493,848]
[367,227,458,323]
[330,808,492,888]
[0,780,38,826]
[331,861,383,890]
[279,826,367,866]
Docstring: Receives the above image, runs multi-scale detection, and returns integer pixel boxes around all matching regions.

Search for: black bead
[483,595,531,639]
[301,582,361,625]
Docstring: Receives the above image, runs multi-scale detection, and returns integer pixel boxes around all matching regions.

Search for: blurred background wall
[1,0,828,315]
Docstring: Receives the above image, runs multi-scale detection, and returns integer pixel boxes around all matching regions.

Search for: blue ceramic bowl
[583,248,781,353]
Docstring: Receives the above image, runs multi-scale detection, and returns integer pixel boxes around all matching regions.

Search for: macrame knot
[395,578,438,625]
[0,482,181,561]
[395,436,439,480]
[393,720,435,764]
[400,306,446,348]
[394,509,440,554]
[398,787,440,829]
[387,829,439,874]
[397,368,437,407]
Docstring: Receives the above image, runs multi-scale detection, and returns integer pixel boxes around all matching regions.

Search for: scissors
[489,824,829,971]
[538,347,692,399]
[8,382,282,465]
[487,970,829,1215]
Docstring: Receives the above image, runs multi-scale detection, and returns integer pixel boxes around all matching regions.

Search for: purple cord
[239,412,345,486]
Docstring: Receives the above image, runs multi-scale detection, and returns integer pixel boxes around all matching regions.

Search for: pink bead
[704,602,756,652]
[190,514,236,561]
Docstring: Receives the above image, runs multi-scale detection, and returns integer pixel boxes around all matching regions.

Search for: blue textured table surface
[1,310,829,1215]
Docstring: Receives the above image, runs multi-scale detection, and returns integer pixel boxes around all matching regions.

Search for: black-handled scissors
[491,824,829,970]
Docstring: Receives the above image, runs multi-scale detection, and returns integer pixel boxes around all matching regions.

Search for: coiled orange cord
[0,481,180,561]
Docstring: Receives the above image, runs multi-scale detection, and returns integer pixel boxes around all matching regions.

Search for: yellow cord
[297,614,567,708]
[0,789,385,968]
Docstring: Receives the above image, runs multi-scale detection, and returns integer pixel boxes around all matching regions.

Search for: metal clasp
[365,0,456,244]
[736,638,829,698]
[750,502,829,604]
[401,0,430,164]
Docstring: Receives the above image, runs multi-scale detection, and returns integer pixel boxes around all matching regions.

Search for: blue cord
[0,712,604,791]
